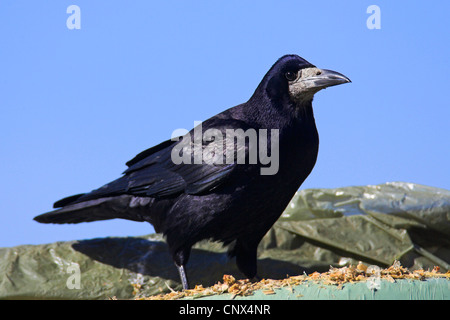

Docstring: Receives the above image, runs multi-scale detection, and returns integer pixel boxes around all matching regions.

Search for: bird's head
[256,54,351,106]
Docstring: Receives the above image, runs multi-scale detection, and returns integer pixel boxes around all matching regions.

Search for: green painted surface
[191,279,450,300]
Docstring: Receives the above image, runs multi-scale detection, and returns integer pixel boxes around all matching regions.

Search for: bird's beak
[300,68,351,90]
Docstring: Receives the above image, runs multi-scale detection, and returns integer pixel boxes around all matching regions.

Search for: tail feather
[53,193,86,208]
[34,195,149,224]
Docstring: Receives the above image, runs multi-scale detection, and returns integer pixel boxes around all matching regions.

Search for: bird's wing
[124,118,252,197]
[125,138,178,169]
[77,118,253,201]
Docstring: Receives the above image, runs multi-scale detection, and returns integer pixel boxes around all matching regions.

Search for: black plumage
[34,54,350,289]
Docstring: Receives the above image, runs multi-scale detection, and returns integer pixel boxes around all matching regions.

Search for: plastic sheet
[0,182,449,299]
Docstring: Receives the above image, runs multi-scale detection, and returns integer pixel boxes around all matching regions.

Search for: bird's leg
[172,247,191,290]
[176,263,189,290]
[234,239,259,280]
[252,274,262,282]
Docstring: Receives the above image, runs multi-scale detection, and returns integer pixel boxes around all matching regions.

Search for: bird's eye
[285,71,299,81]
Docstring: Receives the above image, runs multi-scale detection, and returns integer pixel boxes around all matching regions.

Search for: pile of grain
[137,261,449,300]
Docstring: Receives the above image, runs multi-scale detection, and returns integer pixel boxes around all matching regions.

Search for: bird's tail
[34,195,148,224]
[52,193,86,208]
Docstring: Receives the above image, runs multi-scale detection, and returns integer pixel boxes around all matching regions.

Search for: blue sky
[1,1,449,247]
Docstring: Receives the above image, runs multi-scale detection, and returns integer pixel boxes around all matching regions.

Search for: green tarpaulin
[1,182,449,299]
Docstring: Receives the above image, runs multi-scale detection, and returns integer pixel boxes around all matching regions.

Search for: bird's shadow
[71,236,310,289]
